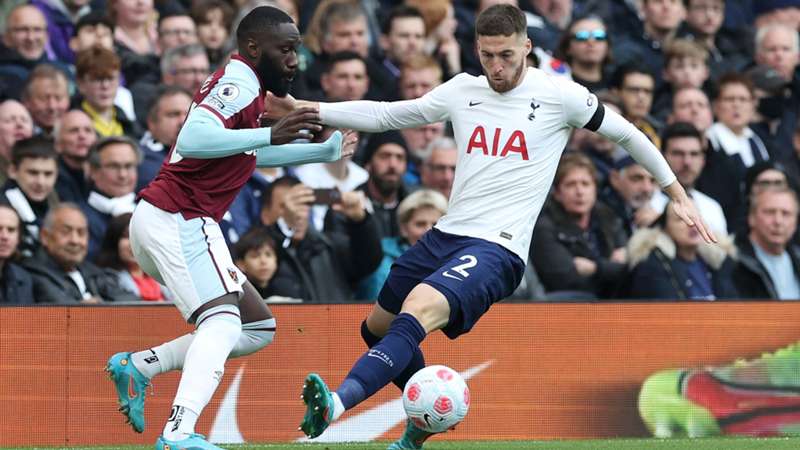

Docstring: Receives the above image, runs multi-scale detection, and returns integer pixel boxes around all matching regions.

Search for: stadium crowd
[1,0,800,303]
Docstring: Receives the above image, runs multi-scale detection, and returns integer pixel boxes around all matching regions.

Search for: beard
[373,173,401,197]
[256,56,292,97]
[486,59,526,93]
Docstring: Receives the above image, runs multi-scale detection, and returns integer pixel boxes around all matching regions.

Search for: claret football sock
[337,313,427,410]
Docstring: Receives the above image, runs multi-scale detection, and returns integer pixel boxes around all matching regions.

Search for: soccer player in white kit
[273,5,715,449]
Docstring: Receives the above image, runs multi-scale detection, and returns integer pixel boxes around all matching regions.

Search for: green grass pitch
[7,438,800,450]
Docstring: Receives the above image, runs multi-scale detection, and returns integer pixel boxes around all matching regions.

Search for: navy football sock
[337,313,427,410]
[360,320,426,391]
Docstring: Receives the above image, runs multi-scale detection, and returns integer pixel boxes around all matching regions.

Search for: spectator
[600,156,658,237]
[357,130,410,239]
[0,205,34,304]
[531,153,627,299]
[676,0,752,79]
[748,65,797,162]
[519,0,571,53]
[75,46,140,138]
[701,73,769,227]
[259,176,383,302]
[406,0,461,78]
[0,99,34,184]
[157,11,198,55]
[109,0,159,86]
[626,198,737,300]
[319,51,370,101]
[161,43,211,94]
[652,39,710,122]
[667,86,714,136]
[398,54,442,100]
[95,212,167,301]
[554,15,612,92]
[85,136,139,259]
[137,86,192,191]
[21,64,70,138]
[356,188,447,300]
[191,0,234,69]
[53,109,95,204]
[232,226,279,299]
[372,5,425,98]
[737,161,798,239]
[402,121,446,185]
[420,136,457,200]
[754,23,799,83]
[68,11,115,56]
[611,65,662,148]
[734,187,800,300]
[754,1,800,31]
[29,0,91,64]
[570,92,626,186]
[1,136,58,257]
[650,122,728,235]
[23,203,137,303]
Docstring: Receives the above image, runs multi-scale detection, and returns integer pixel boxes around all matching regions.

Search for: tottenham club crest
[528,98,540,121]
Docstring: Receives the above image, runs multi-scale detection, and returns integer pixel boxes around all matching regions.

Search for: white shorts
[129,200,244,320]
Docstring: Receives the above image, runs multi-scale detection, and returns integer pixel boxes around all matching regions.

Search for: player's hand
[663,181,717,243]
[573,256,597,276]
[269,107,323,145]
[264,91,297,119]
[339,129,358,159]
[331,191,367,222]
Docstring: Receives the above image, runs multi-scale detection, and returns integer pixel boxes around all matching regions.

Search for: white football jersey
[320,67,670,262]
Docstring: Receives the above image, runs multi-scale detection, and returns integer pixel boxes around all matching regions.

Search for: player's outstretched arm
[175,106,322,159]
[591,105,716,243]
[254,129,358,167]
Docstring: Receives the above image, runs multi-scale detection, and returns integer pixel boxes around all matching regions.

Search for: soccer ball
[402,365,470,433]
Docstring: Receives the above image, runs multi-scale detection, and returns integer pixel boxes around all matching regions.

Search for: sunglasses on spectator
[573,29,607,42]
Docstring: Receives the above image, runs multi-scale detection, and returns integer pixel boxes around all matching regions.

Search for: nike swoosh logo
[441,271,461,281]
[297,360,494,443]
[128,375,137,399]
[469,101,482,107]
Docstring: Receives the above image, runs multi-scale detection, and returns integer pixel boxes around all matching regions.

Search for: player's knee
[230,317,276,358]
[401,288,450,332]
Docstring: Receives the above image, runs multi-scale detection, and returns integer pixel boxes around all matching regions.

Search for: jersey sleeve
[196,68,260,128]
[556,77,600,128]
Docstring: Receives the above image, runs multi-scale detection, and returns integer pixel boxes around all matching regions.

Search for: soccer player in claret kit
[103,6,356,450]
[267,4,716,449]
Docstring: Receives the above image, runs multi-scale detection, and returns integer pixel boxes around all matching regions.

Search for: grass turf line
[6,438,800,450]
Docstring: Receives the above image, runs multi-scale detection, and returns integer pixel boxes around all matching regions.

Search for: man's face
[42,208,89,270]
[686,0,724,36]
[24,76,70,130]
[664,57,708,89]
[261,184,291,225]
[70,24,114,52]
[618,73,655,121]
[664,136,705,188]
[323,17,369,58]
[554,167,596,216]
[56,110,96,160]
[399,67,441,100]
[477,33,531,93]
[383,17,425,65]
[253,22,301,97]
[610,164,656,209]
[0,207,20,260]
[421,147,457,199]
[401,122,445,159]
[10,157,57,202]
[158,16,198,53]
[91,143,138,197]
[670,88,713,131]
[749,190,798,252]
[756,27,800,82]
[3,6,47,60]
[0,100,33,157]
[367,143,407,196]
[148,92,191,147]
[78,72,119,112]
[321,59,369,101]
[643,0,685,34]
[713,83,755,133]
[164,53,210,93]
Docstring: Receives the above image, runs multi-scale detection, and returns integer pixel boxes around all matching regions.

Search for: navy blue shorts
[377,228,525,339]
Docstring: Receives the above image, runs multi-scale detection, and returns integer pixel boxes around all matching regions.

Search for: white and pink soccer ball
[402,365,470,433]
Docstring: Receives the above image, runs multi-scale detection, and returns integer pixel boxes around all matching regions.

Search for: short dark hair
[660,122,703,153]
[476,4,526,38]
[73,10,114,37]
[381,5,424,35]
[322,51,366,74]
[610,64,654,89]
[682,0,724,8]
[712,72,754,100]
[88,136,141,168]
[157,11,192,31]
[232,226,277,261]
[261,175,301,209]
[147,85,192,123]
[191,0,234,29]
[11,136,57,166]
[236,6,294,48]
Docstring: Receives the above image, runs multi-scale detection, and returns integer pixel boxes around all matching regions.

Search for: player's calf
[230,318,276,358]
